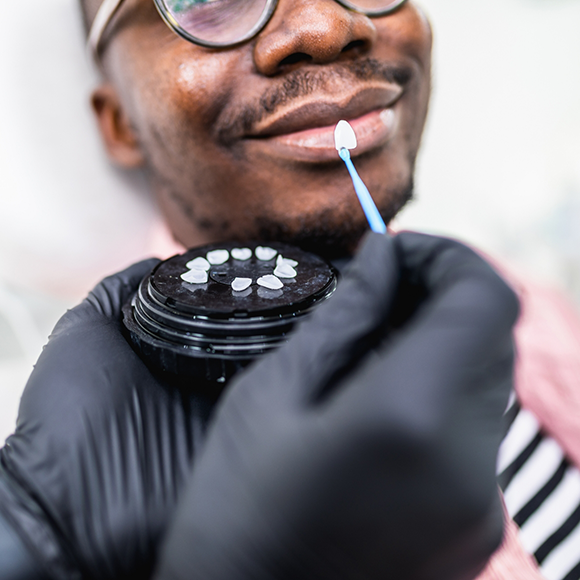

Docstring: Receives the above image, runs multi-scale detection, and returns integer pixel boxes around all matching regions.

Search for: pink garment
[513,280,580,468]
[477,510,545,580]
[476,271,580,578]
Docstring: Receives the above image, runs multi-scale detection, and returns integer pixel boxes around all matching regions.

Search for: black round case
[123,241,338,383]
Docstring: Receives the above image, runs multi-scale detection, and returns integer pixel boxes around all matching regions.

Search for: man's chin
[251,181,414,259]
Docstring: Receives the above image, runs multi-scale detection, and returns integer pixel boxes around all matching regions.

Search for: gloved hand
[155,232,519,580]
[0,259,216,580]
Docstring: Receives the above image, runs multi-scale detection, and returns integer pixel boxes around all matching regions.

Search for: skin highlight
[88,0,433,258]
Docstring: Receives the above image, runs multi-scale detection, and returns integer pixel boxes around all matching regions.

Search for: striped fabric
[497,394,580,580]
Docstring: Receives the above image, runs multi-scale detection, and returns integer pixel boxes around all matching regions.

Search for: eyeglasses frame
[88,0,408,66]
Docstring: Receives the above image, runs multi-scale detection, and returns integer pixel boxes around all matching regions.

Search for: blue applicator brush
[334,120,387,234]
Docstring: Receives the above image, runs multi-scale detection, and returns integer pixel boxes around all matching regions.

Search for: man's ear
[91,84,145,167]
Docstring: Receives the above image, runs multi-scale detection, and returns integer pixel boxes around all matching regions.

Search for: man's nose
[253,0,377,76]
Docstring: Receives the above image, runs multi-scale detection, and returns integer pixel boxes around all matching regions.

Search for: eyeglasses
[89,0,408,65]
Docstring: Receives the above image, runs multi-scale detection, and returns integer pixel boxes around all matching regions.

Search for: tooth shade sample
[231,277,252,292]
[186,257,210,271]
[206,249,229,265]
[334,120,358,151]
[181,269,208,284]
[257,275,283,290]
[255,246,277,261]
[231,248,252,261]
[274,263,297,279]
[276,255,298,268]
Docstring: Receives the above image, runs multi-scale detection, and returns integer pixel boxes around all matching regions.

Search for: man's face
[97,0,432,257]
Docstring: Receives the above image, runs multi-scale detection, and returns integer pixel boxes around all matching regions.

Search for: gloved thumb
[222,232,400,410]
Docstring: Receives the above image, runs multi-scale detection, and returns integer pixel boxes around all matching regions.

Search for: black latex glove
[155,232,519,580]
[0,259,216,580]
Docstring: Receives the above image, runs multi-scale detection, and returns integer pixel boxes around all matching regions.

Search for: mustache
[216,59,412,143]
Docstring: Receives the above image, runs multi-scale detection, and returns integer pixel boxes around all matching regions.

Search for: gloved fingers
[393,232,514,311]
[394,232,520,332]
[222,232,401,411]
[15,259,162,428]
[50,258,160,337]
[324,233,519,431]
[85,257,161,318]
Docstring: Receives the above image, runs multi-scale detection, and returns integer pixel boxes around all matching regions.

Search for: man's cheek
[170,54,241,128]
[381,6,432,62]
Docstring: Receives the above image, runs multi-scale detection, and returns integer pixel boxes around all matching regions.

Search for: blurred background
[1,0,579,441]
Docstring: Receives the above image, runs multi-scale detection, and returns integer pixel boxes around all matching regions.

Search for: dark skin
[90,0,432,257]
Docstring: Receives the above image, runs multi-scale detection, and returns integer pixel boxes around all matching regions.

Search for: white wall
[397,0,580,297]
[0,0,160,300]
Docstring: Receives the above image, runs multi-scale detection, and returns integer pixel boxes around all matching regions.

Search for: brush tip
[338,148,350,162]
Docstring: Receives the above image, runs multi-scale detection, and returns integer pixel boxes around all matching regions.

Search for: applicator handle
[339,148,387,234]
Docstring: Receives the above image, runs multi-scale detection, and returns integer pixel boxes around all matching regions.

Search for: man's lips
[244,84,402,163]
[248,83,403,138]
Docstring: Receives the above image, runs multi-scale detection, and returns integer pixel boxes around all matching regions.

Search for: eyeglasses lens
[163,0,271,46]
[342,0,405,13]
[160,0,405,47]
